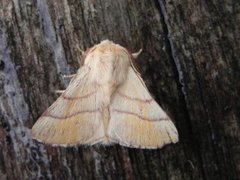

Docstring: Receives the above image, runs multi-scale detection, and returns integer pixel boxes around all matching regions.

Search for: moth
[32,40,179,149]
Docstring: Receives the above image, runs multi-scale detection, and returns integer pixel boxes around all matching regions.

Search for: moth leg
[62,74,76,78]
[55,90,65,94]
[132,49,142,59]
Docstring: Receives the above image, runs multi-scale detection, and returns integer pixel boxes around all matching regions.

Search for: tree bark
[0,0,239,179]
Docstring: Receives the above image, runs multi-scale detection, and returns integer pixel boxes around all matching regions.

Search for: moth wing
[108,67,179,148]
[32,66,106,146]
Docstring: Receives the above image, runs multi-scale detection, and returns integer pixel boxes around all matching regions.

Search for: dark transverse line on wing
[43,109,168,122]
[61,90,153,103]
[116,91,153,103]
[112,109,169,121]
[43,109,100,119]
[62,91,96,100]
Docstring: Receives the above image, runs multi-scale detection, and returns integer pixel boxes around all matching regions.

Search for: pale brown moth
[32,40,179,149]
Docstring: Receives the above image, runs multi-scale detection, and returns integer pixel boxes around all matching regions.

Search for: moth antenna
[76,46,84,55]
[132,49,142,59]
[62,74,76,78]
[55,90,65,94]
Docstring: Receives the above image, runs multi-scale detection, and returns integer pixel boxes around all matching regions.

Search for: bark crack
[156,1,208,179]
[157,0,186,97]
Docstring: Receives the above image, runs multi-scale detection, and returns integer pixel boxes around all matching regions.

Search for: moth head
[81,40,130,65]
[79,40,142,71]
